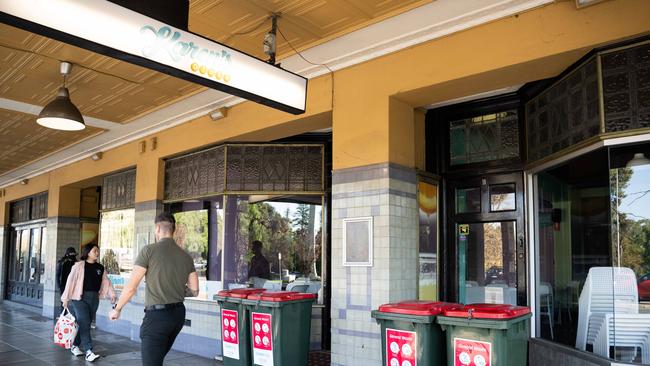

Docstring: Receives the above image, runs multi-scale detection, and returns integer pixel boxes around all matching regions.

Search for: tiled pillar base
[43,217,80,318]
[330,163,418,366]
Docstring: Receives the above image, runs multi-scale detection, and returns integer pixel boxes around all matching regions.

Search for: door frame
[445,171,527,305]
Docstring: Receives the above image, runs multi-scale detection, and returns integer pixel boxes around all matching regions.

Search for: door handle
[518,237,525,259]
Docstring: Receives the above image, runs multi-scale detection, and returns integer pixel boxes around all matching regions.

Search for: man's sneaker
[85,351,100,362]
[90,321,96,329]
[70,346,84,356]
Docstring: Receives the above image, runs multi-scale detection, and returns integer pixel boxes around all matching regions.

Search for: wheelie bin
[436,303,531,366]
[215,288,266,365]
[242,291,316,366]
[372,300,460,366]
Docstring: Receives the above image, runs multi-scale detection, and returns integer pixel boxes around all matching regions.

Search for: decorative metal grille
[30,192,48,220]
[526,58,601,162]
[101,169,136,211]
[164,145,225,200]
[10,198,30,223]
[9,193,47,223]
[602,42,650,132]
[164,144,324,202]
[449,110,519,166]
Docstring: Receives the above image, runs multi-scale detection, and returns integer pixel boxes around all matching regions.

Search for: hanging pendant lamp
[37,62,85,131]
[626,153,650,168]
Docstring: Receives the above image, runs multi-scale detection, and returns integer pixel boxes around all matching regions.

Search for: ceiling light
[626,153,650,168]
[37,62,85,131]
[91,152,103,161]
[20,179,29,185]
[209,107,228,121]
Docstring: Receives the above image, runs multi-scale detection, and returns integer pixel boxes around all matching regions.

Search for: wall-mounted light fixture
[20,179,29,185]
[37,61,85,131]
[209,107,228,121]
[91,152,103,161]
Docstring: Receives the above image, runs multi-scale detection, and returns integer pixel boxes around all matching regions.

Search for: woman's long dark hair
[79,243,98,261]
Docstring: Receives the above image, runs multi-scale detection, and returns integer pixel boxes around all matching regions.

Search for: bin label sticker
[252,312,273,366]
[221,309,239,360]
[385,328,417,366]
[454,338,491,366]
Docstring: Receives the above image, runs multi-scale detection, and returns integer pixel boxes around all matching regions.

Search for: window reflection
[534,146,650,364]
[100,209,135,290]
[168,195,324,304]
[224,196,324,304]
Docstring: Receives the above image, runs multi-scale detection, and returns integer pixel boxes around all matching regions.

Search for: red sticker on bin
[385,328,417,366]
[454,338,491,366]
[221,309,239,360]
[252,312,273,366]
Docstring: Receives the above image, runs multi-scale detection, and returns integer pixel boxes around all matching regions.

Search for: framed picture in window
[342,217,373,267]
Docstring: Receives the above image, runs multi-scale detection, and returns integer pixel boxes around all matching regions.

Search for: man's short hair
[155,212,176,233]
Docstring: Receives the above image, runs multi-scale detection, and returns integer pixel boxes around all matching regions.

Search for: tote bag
[54,308,78,349]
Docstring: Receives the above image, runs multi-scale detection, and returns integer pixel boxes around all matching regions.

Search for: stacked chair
[576,267,650,363]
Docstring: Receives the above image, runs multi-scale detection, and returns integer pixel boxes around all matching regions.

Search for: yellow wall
[332,0,650,170]
[0,0,649,222]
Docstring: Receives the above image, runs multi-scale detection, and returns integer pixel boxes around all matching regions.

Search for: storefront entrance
[446,172,526,306]
[4,193,48,308]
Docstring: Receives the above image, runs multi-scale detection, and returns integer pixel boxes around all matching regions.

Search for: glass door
[447,172,526,305]
[6,225,46,307]
[457,221,518,305]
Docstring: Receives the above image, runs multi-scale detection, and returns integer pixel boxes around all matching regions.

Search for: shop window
[169,195,324,304]
[449,110,519,166]
[418,180,438,300]
[534,145,650,363]
[99,208,135,290]
[223,195,324,304]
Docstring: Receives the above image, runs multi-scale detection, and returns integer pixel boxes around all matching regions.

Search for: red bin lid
[217,288,266,299]
[442,303,531,319]
[378,301,461,316]
[247,291,317,302]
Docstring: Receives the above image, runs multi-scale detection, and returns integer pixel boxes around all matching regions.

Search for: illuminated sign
[0,0,307,114]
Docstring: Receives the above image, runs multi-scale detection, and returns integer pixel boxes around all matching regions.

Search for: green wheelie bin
[436,304,531,366]
[216,288,267,366]
[372,301,461,366]
[242,291,316,366]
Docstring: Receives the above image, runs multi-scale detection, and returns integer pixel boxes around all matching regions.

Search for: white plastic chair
[576,267,640,351]
[263,281,282,291]
[539,282,554,340]
[306,281,321,294]
[286,283,309,292]
[228,283,247,290]
[252,277,267,289]
[591,312,650,363]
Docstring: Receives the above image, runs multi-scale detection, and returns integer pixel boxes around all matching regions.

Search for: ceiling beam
[0,97,121,129]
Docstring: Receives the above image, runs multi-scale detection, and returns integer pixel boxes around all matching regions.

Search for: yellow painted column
[330,85,421,364]
[135,156,165,204]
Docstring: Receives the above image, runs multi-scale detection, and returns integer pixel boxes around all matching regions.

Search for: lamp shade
[626,153,650,168]
[37,87,85,131]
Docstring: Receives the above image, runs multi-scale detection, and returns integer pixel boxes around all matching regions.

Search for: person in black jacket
[56,247,78,291]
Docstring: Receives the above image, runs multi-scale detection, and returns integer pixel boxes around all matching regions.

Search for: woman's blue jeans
[69,291,99,352]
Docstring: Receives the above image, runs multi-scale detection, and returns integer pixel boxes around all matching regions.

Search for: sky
[618,165,650,221]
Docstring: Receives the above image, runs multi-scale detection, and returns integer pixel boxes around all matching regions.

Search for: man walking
[109,212,199,366]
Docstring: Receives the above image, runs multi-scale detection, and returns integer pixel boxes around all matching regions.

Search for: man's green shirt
[135,237,195,307]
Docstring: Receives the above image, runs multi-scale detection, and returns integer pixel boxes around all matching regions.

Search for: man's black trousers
[140,305,186,366]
